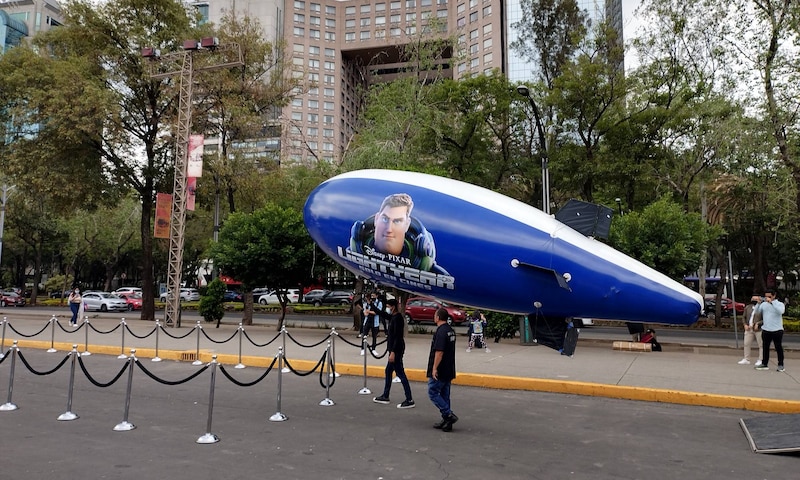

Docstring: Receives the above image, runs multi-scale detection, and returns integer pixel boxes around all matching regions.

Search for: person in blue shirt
[754,289,786,372]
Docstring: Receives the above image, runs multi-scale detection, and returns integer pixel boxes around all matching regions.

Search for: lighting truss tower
[144,38,243,326]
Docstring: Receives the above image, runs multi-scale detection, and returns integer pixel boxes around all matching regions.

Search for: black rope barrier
[200,328,238,344]
[243,329,281,347]
[318,352,336,389]
[124,323,158,340]
[159,325,196,339]
[134,360,210,386]
[285,331,332,348]
[16,350,71,376]
[77,356,130,388]
[56,320,83,334]
[283,351,327,377]
[7,322,50,337]
[219,357,278,387]
[89,322,122,335]
[336,335,363,348]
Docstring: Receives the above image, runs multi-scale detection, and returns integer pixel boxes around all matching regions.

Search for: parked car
[0,291,26,307]
[704,295,745,317]
[50,290,71,299]
[82,292,128,312]
[251,287,271,303]
[258,289,301,305]
[223,290,243,302]
[115,287,142,295]
[159,288,201,302]
[117,292,143,311]
[301,289,353,307]
[404,296,467,325]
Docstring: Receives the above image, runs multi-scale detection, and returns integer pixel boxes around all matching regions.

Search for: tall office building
[196,0,622,164]
[0,0,63,52]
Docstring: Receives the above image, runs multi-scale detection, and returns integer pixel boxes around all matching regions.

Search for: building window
[308,87,319,95]
[325,31,336,40]
[294,13,305,22]
[308,113,319,123]
[376,2,386,11]
[293,43,305,53]
[470,29,478,39]
[390,1,401,9]
[309,59,320,68]
[376,29,386,38]
[482,5,491,16]
[483,37,492,49]
[469,0,477,8]
[294,0,305,9]
[437,9,448,17]
[326,5,336,14]
[324,74,335,85]
[323,142,334,152]
[391,13,400,23]
[469,43,478,54]
[361,4,371,13]
[360,31,370,40]
[310,29,320,38]
[346,19,356,28]
[310,16,320,25]
[325,48,336,57]
[292,112,303,121]
[376,15,386,25]
[406,12,416,21]
[292,57,304,67]
[457,3,465,13]
[323,128,334,137]
[325,61,335,70]
[470,57,479,68]
[345,6,356,14]
[406,25,416,34]
[324,101,334,111]
[406,0,416,7]
[483,52,492,63]
[310,2,320,11]
[324,115,334,124]
[457,17,466,27]
[293,26,305,36]
[470,11,478,22]
[421,0,432,5]
[307,127,318,136]
[326,18,336,27]
[309,45,320,55]
[457,62,466,73]
[361,18,371,27]
[292,98,303,107]
[345,32,355,41]
[324,88,335,97]
[483,23,492,34]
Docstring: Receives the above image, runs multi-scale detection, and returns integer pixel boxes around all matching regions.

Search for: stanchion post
[197,355,220,444]
[113,349,137,431]
[319,341,335,406]
[0,316,7,359]
[81,316,91,356]
[118,318,127,359]
[235,323,245,369]
[0,341,20,411]
[358,336,371,395]
[192,320,203,366]
[58,345,80,421]
[152,320,162,362]
[330,327,340,378]
[280,325,290,373]
[47,315,57,353]
[269,347,287,422]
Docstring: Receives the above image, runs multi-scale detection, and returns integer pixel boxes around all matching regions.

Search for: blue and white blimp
[303,169,703,325]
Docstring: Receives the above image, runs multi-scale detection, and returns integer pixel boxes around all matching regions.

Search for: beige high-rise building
[195,0,503,164]
[0,0,63,52]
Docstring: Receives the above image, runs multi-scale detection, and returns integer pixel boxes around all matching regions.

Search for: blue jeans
[427,378,452,418]
[383,355,413,401]
[69,302,80,324]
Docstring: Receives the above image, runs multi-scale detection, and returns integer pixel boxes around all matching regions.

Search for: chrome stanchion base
[234,363,245,369]
[117,353,127,359]
[281,367,290,373]
[269,412,287,422]
[57,411,79,421]
[113,421,136,431]
[196,433,220,444]
[81,351,92,356]
[0,353,4,359]
[0,402,18,411]
[151,356,162,362]
[319,398,335,406]
[192,359,203,366]
[357,387,372,395]
[47,348,57,353]
[392,376,401,383]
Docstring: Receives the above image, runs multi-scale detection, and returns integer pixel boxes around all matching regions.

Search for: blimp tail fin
[513,260,572,291]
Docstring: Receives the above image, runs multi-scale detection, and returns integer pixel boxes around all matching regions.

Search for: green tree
[199,277,226,327]
[209,203,314,328]
[609,197,715,280]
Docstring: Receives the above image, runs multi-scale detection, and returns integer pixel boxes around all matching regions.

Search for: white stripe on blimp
[329,170,703,307]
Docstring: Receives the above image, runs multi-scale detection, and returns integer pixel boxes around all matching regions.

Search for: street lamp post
[516,85,550,215]
[615,198,622,216]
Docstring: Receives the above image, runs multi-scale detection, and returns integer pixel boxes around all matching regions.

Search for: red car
[704,295,745,317]
[0,291,26,307]
[403,296,466,325]
[117,292,143,311]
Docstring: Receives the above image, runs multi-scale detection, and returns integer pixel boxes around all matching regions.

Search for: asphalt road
[1,349,797,480]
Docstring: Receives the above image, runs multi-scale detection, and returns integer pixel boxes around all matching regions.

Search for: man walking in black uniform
[372,298,415,408]
[427,307,458,431]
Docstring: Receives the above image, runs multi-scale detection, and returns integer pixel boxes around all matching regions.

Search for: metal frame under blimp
[303,170,703,326]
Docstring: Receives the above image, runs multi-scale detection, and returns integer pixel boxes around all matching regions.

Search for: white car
[160,288,200,302]
[82,292,129,312]
[115,287,142,295]
[258,289,300,305]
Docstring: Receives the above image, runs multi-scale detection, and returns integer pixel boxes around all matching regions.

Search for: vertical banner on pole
[187,177,197,211]
[187,134,204,177]
[154,193,172,239]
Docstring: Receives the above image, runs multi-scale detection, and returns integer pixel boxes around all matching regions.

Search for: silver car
[82,292,129,312]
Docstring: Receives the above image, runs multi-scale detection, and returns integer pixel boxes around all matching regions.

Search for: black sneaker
[433,418,447,429]
[755,364,769,371]
[397,400,415,409]
[441,413,459,432]
[373,396,390,404]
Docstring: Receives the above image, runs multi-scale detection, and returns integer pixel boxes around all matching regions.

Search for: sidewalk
[2,314,799,413]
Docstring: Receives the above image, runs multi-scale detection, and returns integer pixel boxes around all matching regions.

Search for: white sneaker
[484,348,491,353]
[360,349,365,356]
[755,360,763,366]
[466,348,472,352]
[738,359,750,365]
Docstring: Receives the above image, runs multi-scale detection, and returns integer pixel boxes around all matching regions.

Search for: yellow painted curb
[5,339,800,414]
